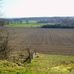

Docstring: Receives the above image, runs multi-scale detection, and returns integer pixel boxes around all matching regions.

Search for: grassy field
[0,53,74,74]
[6,23,57,28]
[6,23,45,27]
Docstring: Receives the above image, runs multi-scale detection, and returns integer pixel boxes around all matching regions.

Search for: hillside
[1,17,74,28]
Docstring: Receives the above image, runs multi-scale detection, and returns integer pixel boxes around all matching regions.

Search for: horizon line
[1,16,74,19]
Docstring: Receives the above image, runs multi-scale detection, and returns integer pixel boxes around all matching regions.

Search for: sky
[1,0,74,18]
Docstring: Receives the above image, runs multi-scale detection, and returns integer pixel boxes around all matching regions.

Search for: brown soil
[6,28,74,55]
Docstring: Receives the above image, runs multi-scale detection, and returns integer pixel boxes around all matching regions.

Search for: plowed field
[7,28,74,55]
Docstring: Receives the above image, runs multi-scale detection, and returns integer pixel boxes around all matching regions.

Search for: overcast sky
[1,0,74,18]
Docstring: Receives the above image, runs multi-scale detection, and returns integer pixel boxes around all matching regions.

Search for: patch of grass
[0,60,26,73]
[25,53,74,74]
[0,53,74,74]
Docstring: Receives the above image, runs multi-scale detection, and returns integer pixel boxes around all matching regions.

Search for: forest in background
[0,17,74,28]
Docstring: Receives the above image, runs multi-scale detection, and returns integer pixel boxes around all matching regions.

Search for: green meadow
[6,23,44,27]
[0,53,74,74]
[6,22,56,28]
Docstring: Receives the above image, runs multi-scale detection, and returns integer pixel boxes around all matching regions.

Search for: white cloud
[1,0,74,18]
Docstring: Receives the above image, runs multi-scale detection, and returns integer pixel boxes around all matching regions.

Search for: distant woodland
[0,17,74,28]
